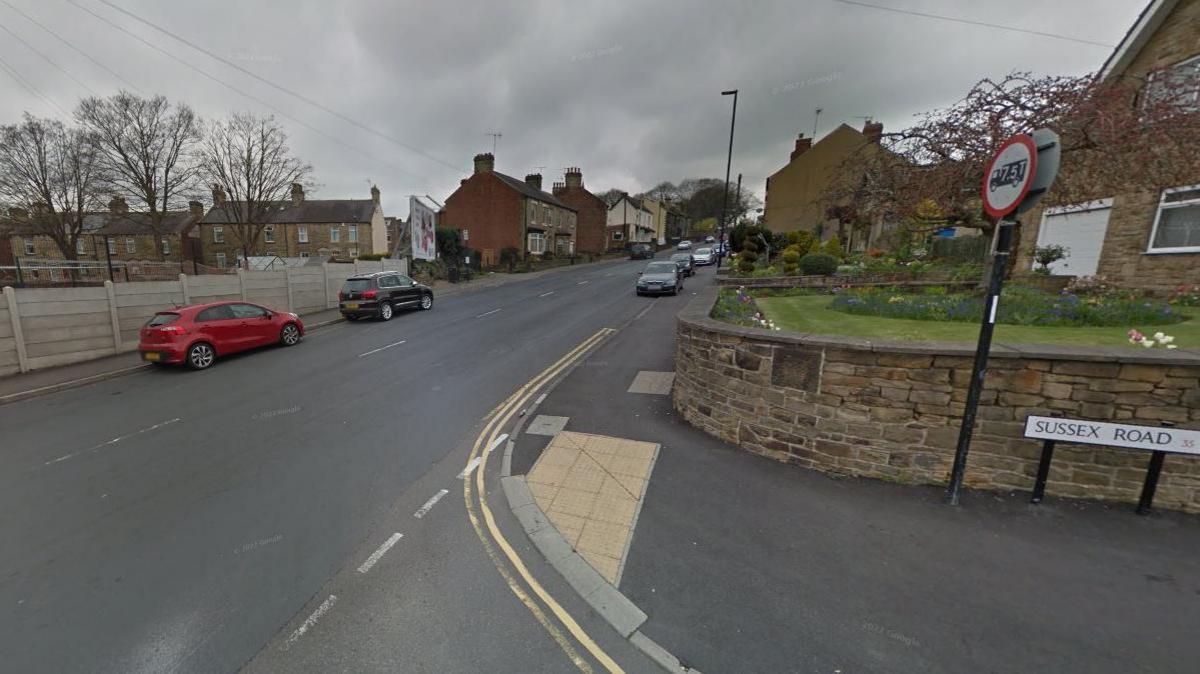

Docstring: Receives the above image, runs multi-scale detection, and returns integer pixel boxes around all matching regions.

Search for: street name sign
[1024,415,1200,456]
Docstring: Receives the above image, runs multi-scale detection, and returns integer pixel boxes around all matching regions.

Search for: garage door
[1036,203,1111,276]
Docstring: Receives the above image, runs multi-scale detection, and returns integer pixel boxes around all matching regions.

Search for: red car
[139,301,304,370]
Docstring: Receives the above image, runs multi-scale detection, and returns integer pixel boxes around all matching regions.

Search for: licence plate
[142,352,161,362]
[345,303,359,310]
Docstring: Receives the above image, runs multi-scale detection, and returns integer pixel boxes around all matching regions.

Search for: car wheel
[419,293,433,310]
[186,342,215,370]
[378,302,393,321]
[280,323,301,346]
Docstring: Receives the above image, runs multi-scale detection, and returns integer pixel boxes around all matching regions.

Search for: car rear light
[160,325,186,335]
[362,290,377,299]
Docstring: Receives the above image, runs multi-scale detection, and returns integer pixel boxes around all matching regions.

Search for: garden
[712,279,1200,349]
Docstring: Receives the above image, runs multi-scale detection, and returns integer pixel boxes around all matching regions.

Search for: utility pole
[717,89,738,268]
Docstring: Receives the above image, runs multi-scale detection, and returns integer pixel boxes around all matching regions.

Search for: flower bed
[711,287,780,331]
[829,285,1183,328]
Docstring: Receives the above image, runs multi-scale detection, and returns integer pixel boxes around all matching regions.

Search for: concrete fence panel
[14,285,116,369]
[288,268,326,314]
[0,290,19,377]
[324,264,357,308]
[114,281,188,348]
[187,276,243,306]
[242,271,290,311]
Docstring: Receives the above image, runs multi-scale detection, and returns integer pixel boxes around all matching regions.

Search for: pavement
[509,264,1200,674]
[0,254,678,673]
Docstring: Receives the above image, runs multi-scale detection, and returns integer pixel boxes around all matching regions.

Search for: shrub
[499,246,521,272]
[1169,283,1200,307]
[799,252,838,276]
[1033,244,1069,272]
[807,237,821,254]
[712,288,780,330]
[354,252,391,260]
[781,248,801,276]
[820,235,843,260]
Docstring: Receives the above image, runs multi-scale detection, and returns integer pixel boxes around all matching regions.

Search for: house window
[331,227,340,243]
[1148,185,1200,253]
[215,252,227,268]
[1145,55,1200,114]
[612,230,624,241]
[106,238,116,255]
[23,237,35,255]
[213,226,224,243]
[75,238,85,255]
[161,237,170,255]
[298,225,308,243]
[349,224,357,242]
[126,237,136,254]
[544,207,551,224]
[264,225,275,243]
[350,248,359,258]
[527,231,547,254]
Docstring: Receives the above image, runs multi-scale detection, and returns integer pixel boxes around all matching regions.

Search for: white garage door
[1036,202,1111,276]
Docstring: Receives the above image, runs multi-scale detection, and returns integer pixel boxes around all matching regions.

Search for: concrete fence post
[104,280,122,351]
[179,273,191,305]
[323,263,332,309]
[285,268,295,312]
[3,286,29,373]
[237,268,247,301]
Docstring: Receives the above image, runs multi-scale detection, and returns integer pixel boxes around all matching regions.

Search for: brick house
[1016,0,1200,291]
[606,194,654,250]
[551,167,608,254]
[440,153,578,267]
[196,183,387,268]
[93,196,206,264]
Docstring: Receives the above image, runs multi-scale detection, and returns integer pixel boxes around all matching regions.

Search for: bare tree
[197,112,312,267]
[0,114,105,260]
[76,92,201,260]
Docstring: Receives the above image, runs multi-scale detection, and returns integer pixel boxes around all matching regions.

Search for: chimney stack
[473,152,495,174]
[188,200,205,220]
[291,182,305,206]
[862,120,883,144]
[790,134,812,161]
[371,184,381,204]
[211,184,226,205]
[552,181,566,195]
[564,167,583,189]
[108,195,128,214]
[525,173,543,191]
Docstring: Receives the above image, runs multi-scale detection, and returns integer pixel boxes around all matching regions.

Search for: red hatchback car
[139,301,304,370]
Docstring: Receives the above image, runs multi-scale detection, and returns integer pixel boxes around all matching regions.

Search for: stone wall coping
[683,286,1200,366]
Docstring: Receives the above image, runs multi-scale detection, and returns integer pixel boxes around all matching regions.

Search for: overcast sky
[0,0,1143,217]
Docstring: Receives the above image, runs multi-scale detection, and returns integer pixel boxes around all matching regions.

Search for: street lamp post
[717,89,737,267]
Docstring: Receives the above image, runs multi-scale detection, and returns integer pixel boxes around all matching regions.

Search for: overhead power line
[94,0,464,176]
[65,0,418,178]
[0,51,68,115]
[0,21,96,95]
[831,0,1114,48]
[0,0,143,94]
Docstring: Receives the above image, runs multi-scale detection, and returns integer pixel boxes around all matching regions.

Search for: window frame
[527,231,547,254]
[75,238,86,255]
[348,224,357,242]
[1146,184,1200,254]
[125,237,136,254]
[213,226,224,243]
[106,238,116,255]
[264,225,275,243]
[298,225,308,243]
[161,237,170,255]
[330,226,341,243]
[23,237,35,255]
[215,252,227,268]
[1144,55,1200,115]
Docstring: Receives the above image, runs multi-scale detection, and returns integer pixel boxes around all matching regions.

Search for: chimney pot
[525,173,543,191]
[211,183,226,205]
[108,195,128,214]
[564,167,583,189]
[473,153,495,174]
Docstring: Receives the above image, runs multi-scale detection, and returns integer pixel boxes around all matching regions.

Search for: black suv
[339,272,434,321]
[629,243,655,260]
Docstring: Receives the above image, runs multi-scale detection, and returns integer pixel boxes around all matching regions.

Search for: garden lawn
[755,295,1200,348]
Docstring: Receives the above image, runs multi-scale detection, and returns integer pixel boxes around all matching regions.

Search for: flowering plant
[1128,329,1178,349]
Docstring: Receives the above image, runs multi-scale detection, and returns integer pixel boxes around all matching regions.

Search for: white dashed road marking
[284,594,337,649]
[44,417,182,466]
[477,308,502,318]
[357,533,404,574]
[414,489,449,518]
[538,291,555,298]
[358,340,406,358]
[577,280,588,285]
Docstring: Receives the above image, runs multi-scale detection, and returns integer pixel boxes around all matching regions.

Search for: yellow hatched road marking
[463,328,624,674]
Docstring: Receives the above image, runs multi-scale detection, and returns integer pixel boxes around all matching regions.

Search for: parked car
[636,260,684,296]
[138,301,304,370]
[676,240,693,250]
[629,243,655,260]
[339,272,434,321]
[692,247,715,266]
[704,235,716,243]
[670,252,695,277]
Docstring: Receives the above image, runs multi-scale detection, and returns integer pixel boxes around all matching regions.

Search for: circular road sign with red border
[982,134,1038,219]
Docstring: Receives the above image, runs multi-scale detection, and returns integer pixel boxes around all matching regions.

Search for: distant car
[712,242,728,257]
[704,235,716,243]
[339,272,434,321]
[636,260,684,296]
[138,301,304,370]
[629,243,655,260]
[692,247,715,266]
[670,252,695,277]
[676,240,693,250]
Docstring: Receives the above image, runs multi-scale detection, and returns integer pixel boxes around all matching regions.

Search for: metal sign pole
[945,218,1015,505]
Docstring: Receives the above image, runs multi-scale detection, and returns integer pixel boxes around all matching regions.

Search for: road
[0,258,706,673]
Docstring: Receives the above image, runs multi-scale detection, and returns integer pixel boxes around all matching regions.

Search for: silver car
[692,247,714,265]
[636,260,684,296]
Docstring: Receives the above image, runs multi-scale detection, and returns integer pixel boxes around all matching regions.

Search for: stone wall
[674,287,1200,513]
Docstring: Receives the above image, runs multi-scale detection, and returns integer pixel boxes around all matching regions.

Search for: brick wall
[553,187,607,254]
[442,173,524,261]
[673,288,1200,513]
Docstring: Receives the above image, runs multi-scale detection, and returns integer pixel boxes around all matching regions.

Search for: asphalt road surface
[0,258,706,673]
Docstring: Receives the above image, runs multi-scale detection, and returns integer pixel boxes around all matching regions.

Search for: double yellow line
[462,327,622,674]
